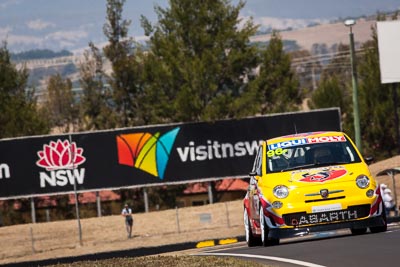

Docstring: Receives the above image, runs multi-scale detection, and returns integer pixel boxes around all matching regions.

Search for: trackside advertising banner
[0,108,341,199]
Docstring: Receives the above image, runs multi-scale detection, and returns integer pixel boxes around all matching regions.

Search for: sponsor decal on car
[291,166,347,183]
[268,135,346,150]
[297,209,359,225]
[36,139,86,188]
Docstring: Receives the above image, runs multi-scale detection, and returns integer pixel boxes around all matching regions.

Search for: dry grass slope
[0,200,245,265]
[250,18,376,51]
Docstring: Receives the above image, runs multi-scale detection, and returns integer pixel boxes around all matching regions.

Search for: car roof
[266,131,345,145]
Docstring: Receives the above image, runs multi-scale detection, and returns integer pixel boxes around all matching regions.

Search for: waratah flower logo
[36,139,86,171]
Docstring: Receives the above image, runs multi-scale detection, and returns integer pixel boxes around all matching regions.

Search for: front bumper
[268,216,386,239]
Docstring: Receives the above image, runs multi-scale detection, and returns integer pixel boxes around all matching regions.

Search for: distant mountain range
[11,49,72,61]
[11,14,379,63]
[1,0,399,53]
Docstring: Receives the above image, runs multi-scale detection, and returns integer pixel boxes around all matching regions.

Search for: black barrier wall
[0,108,341,199]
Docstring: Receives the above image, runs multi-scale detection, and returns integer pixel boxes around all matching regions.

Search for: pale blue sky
[0,0,399,52]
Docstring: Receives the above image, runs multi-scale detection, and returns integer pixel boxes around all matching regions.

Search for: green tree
[309,75,345,109]
[357,14,398,158]
[141,0,260,122]
[78,42,118,130]
[307,43,355,136]
[44,74,77,132]
[0,42,49,138]
[103,0,144,127]
[250,31,302,114]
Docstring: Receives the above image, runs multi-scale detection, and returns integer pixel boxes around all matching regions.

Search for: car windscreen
[266,138,362,173]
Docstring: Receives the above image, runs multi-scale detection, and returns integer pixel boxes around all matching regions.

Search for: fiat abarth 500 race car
[243,131,387,247]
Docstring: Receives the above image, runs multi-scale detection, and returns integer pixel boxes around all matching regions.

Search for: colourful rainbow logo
[116,128,180,179]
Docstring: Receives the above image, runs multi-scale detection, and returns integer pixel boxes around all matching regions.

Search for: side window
[251,147,263,176]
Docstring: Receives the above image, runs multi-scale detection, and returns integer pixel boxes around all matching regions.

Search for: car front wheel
[244,208,260,247]
[259,206,279,246]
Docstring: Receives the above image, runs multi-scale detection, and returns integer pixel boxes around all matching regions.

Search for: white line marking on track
[195,252,327,267]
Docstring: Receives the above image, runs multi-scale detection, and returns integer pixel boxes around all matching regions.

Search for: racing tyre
[370,211,387,233]
[244,208,261,247]
[259,206,280,246]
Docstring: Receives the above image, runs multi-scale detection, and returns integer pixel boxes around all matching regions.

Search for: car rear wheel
[260,206,280,246]
[244,208,261,247]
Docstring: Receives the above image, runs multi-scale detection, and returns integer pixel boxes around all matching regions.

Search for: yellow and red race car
[243,131,387,246]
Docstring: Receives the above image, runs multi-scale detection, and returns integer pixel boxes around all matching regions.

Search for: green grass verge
[49,255,269,266]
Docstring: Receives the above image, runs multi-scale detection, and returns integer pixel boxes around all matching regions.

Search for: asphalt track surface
[200,220,400,267]
[2,217,400,267]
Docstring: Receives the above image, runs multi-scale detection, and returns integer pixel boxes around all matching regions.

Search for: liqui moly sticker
[268,135,346,150]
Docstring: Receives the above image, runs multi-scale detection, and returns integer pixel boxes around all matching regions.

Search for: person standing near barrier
[381,184,395,216]
[121,203,134,238]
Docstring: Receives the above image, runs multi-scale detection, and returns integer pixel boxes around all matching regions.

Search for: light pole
[344,19,362,154]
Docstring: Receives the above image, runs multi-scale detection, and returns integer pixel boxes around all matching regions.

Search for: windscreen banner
[0,108,341,199]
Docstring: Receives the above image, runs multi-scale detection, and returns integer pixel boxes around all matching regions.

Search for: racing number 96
[267,148,288,157]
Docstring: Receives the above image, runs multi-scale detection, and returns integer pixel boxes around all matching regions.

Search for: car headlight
[273,185,289,199]
[356,175,370,189]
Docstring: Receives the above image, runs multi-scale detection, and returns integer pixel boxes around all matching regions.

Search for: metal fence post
[30,197,36,224]
[30,227,36,254]
[225,202,231,228]
[175,206,181,233]
[96,191,102,217]
[69,135,83,246]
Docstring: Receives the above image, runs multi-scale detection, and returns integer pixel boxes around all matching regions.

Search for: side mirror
[364,156,374,165]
